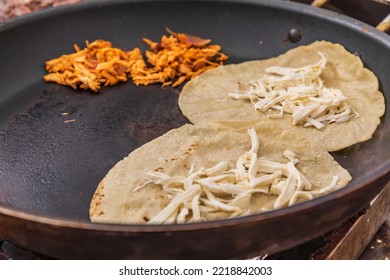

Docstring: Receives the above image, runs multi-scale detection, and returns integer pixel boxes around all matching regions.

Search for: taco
[90,121,351,224]
[178,41,385,151]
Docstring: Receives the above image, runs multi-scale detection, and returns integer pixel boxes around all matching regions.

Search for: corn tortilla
[90,121,351,224]
[178,41,385,151]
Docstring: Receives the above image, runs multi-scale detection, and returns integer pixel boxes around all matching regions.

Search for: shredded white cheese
[138,128,339,224]
[229,52,359,129]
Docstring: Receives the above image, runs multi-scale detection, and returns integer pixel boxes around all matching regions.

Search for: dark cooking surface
[0,83,187,219]
[0,0,389,259]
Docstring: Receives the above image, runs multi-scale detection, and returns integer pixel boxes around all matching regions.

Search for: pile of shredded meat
[44,40,143,92]
[134,29,229,87]
[43,29,229,92]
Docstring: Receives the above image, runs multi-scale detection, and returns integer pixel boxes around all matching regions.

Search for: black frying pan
[0,0,389,259]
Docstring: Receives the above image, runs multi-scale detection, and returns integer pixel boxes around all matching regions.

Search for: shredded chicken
[43,29,228,91]
[229,52,358,129]
[132,28,229,87]
[44,40,143,92]
[138,128,339,224]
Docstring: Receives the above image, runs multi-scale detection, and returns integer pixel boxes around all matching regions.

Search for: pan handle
[370,0,390,5]
[376,14,390,32]
[311,0,390,32]
[311,0,330,7]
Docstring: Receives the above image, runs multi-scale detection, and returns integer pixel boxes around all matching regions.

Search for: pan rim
[0,164,389,233]
[0,0,389,233]
[1,0,389,40]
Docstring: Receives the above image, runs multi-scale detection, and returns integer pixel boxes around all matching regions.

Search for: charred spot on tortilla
[89,121,351,225]
[178,41,385,152]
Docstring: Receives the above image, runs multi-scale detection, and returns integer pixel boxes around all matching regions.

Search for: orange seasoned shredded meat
[132,28,229,87]
[44,29,229,91]
[44,40,143,92]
